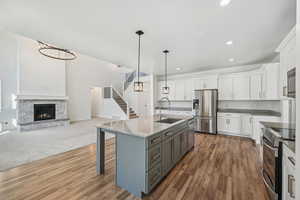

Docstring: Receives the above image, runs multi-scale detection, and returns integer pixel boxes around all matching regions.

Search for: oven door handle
[263,137,278,157]
[262,170,278,199]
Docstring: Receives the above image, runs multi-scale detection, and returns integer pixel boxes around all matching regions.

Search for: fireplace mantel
[16,95,69,101]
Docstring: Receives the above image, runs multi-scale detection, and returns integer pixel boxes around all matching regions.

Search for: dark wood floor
[0,134,269,200]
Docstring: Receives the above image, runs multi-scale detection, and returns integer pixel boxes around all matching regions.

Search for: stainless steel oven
[287,68,295,98]
[262,135,280,200]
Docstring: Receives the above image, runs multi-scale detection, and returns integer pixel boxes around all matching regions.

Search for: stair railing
[103,87,130,118]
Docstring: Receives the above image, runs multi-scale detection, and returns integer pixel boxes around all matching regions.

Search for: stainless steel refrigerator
[193,89,218,134]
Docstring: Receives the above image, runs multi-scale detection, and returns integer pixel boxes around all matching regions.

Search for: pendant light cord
[137,34,141,82]
[165,52,168,87]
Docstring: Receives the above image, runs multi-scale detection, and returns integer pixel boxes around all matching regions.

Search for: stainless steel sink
[156,118,182,124]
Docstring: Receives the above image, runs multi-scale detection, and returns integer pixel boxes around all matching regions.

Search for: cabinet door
[194,78,203,90]
[173,133,181,164]
[184,79,194,100]
[168,80,176,100]
[218,77,233,100]
[188,130,194,150]
[233,76,250,100]
[241,115,253,137]
[282,153,296,200]
[174,80,185,100]
[162,138,173,174]
[263,63,280,100]
[181,132,188,156]
[226,117,241,134]
[217,117,227,132]
[203,77,218,89]
[250,74,262,99]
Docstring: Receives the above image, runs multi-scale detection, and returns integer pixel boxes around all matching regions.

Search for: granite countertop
[218,109,281,117]
[96,115,194,138]
[283,141,296,154]
[260,121,296,130]
[155,107,193,111]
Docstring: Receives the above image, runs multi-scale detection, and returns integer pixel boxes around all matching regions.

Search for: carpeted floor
[0,118,115,171]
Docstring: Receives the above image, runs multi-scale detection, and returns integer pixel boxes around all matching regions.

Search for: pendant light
[37,41,76,60]
[133,30,144,92]
[162,50,170,94]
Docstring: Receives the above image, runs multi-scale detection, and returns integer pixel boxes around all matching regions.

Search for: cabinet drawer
[147,133,162,149]
[146,163,162,193]
[162,128,177,140]
[218,112,241,118]
[147,143,162,171]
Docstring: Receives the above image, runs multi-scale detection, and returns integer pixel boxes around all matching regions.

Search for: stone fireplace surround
[16,95,69,131]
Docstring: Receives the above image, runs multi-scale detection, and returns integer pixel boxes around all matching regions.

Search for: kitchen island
[96,115,195,197]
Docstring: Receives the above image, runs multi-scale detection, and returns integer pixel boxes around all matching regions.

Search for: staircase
[104,87,139,119]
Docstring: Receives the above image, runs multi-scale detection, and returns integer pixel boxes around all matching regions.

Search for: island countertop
[96,114,194,138]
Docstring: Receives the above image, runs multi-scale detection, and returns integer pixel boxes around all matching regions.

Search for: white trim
[275,26,296,52]
[16,94,69,100]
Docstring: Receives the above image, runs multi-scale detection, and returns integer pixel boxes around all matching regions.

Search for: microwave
[287,68,296,98]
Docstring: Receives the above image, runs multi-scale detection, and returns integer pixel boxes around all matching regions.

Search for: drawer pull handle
[151,137,160,144]
[288,174,295,198]
[151,154,161,163]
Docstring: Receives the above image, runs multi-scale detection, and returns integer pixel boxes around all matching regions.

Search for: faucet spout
[158,97,171,120]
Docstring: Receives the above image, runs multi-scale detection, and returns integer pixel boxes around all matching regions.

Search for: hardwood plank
[0,134,269,200]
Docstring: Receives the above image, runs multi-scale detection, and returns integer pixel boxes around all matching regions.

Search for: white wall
[0,31,18,129]
[295,0,299,198]
[90,87,103,118]
[66,54,125,121]
[17,36,66,96]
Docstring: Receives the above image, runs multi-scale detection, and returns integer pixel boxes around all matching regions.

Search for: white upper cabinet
[184,79,194,100]
[194,76,218,90]
[174,79,185,100]
[232,76,250,100]
[276,26,296,98]
[218,77,233,100]
[167,80,176,100]
[261,63,280,100]
[250,74,262,100]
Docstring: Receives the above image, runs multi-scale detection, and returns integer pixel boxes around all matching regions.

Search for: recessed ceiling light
[176,67,181,71]
[220,0,231,7]
[229,58,235,62]
[226,40,233,45]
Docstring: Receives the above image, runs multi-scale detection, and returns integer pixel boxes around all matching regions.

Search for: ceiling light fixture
[37,41,76,60]
[220,0,231,7]
[162,50,170,94]
[226,40,233,45]
[229,58,235,62]
[133,30,144,92]
[176,67,181,71]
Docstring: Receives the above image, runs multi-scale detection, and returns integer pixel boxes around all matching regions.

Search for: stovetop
[270,127,296,141]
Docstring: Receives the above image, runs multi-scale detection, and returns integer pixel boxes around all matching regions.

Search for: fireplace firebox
[34,104,56,121]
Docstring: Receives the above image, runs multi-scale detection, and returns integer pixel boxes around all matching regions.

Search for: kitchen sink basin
[156,118,182,124]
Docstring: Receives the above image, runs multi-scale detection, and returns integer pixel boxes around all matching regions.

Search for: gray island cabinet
[96,115,195,198]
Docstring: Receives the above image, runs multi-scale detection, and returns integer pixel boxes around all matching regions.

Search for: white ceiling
[0,0,296,75]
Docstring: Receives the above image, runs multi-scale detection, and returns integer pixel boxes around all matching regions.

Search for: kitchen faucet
[158,97,171,120]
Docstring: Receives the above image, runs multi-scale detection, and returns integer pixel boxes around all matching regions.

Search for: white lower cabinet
[241,114,253,137]
[218,113,280,140]
[217,113,242,136]
[282,144,296,200]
